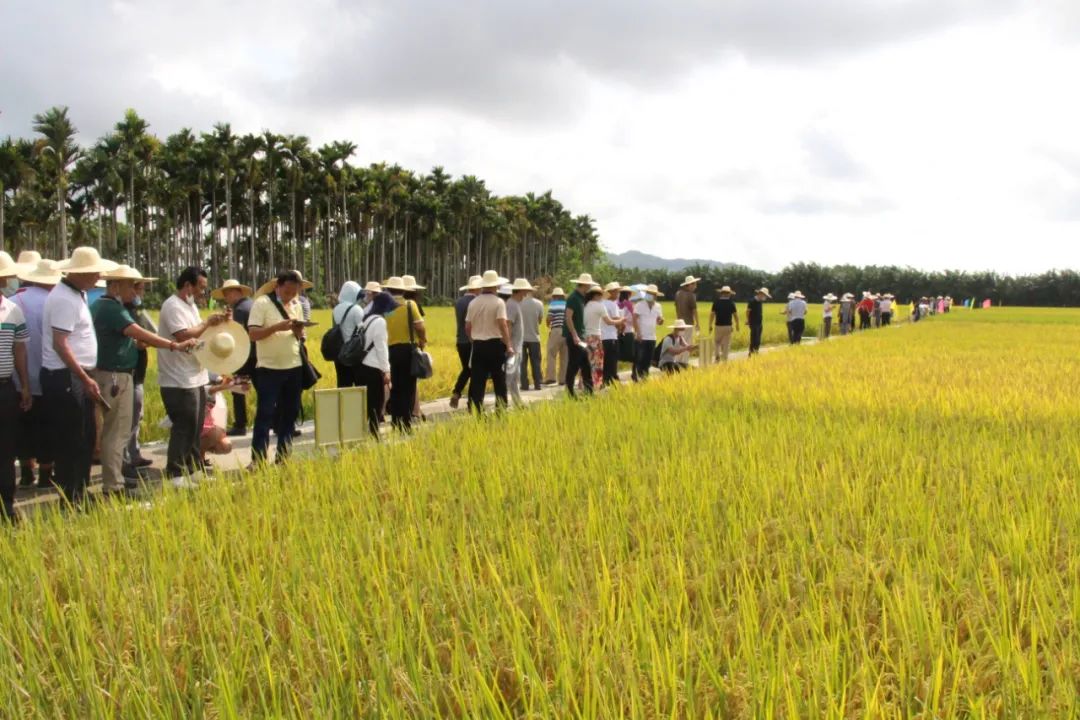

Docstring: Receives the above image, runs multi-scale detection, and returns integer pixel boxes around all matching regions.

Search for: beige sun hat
[15,250,42,271]
[842,292,854,301]
[569,272,595,286]
[402,274,426,291]
[680,275,701,287]
[54,246,119,275]
[585,284,604,296]
[382,276,407,292]
[257,271,314,297]
[603,281,623,293]
[459,275,482,292]
[194,320,252,376]
[793,290,806,300]
[823,293,838,301]
[512,278,536,292]
[16,259,62,286]
[479,270,509,288]
[0,251,17,278]
[497,283,514,296]
[755,287,772,298]
[667,319,692,330]
[644,284,665,297]
[550,287,566,297]
[364,280,382,293]
[101,264,158,283]
[211,278,253,301]
[716,285,734,295]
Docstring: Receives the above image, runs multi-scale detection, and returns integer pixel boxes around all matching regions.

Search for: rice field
[4,306,1070,718]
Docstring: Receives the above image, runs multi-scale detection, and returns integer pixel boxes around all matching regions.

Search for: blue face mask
[133,295,143,307]
[645,293,655,302]
[2,278,18,296]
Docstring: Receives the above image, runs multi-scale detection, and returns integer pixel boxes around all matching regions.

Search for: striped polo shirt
[547,300,566,330]
[0,295,30,380]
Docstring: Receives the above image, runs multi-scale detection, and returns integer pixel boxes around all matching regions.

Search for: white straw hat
[194,320,251,376]
[550,287,566,297]
[101,264,158,283]
[585,284,604,296]
[793,290,805,300]
[680,275,701,287]
[480,270,509,288]
[15,250,41,271]
[842,293,854,301]
[497,283,513,296]
[54,246,119,275]
[823,293,838,301]
[644,284,665,297]
[569,273,595,286]
[459,275,482,292]
[716,285,734,295]
[603,281,623,293]
[755,287,772,298]
[257,272,313,297]
[402,275,426,291]
[364,281,382,293]
[0,252,17,278]
[511,278,536,292]
[667,319,691,329]
[382,276,407,292]
[211,278,252,301]
[16,259,62,286]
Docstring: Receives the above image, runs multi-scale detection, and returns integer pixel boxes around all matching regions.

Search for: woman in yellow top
[382,277,427,432]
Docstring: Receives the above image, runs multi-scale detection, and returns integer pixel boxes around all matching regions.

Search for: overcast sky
[3,0,1079,273]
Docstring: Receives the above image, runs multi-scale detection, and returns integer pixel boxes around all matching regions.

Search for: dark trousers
[230,391,248,429]
[521,341,542,389]
[823,317,832,338]
[453,342,472,396]
[252,367,303,461]
[749,325,763,354]
[859,310,871,329]
[602,339,620,386]
[0,382,19,515]
[468,339,508,413]
[17,394,52,466]
[388,344,417,432]
[881,312,892,326]
[161,386,206,477]
[790,318,805,344]
[40,368,95,504]
[334,360,357,390]
[354,364,386,438]
[566,341,593,396]
[633,340,656,382]
[786,320,795,344]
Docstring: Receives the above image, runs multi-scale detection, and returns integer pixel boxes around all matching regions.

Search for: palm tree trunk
[226,171,234,278]
[249,187,256,284]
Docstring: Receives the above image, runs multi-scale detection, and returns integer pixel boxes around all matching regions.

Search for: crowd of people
[0,246,943,519]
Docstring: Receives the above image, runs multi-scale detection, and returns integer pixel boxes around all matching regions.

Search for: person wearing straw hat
[617,287,636,372]
[499,283,525,406]
[582,284,616,389]
[450,275,481,409]
[708,286,740,362]
[158,266,230,482]
[383,275,428,431]
[857,292,874,330]
[746,287,770,354]
[880,293,894,326]
[599,282,626,387]
[403,276,428,421]
[465,270,512,413]
[362,281,382,314]
[121,274,159,479]
[12,259,59,488]
[39,247,118,504]
[821,294,837,339]
[518,280,544,392]
[631,284,665,381]
[786,290,808,344]
[674,275,701,364]
[0,253,32,519]
[93,265,197,495]
[543,287,568,386]
[211,279,256,435]
[839,293,856,335]
[563,273,599,397]
[658,319,697,374]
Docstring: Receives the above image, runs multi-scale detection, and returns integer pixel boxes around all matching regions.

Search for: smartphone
[97,396,112,412]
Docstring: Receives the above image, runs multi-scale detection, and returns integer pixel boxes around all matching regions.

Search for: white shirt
[360,315,391,373]
[157,294,209,389]
[601,299,620,341]
[42,281,97,370]
[583,300,606,337]
[822,300,833,318]
[634,301,663,341]
[786,299,808,321]
[880,299,893,313]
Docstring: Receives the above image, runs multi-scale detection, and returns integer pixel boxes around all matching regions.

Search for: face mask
[2,278,18,296]
[133,295,143,307]
[645,293,655,302]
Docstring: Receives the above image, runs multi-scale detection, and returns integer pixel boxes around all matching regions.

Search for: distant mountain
[606,250,729,272]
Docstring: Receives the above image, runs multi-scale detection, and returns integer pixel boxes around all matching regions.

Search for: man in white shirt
[518,288,545,392]
[632,285,664,382]
[786,291,808,344]
[601,282,625,386]
[158,266,228,480]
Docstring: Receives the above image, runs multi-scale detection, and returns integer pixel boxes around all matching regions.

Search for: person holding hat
[12,259,59,488]
[708,286,740,362]
[212,279,256,435]
[600,282,626,387]
[93,265,197,495]
[247,270,308,463]
[518,280,545,392]
[786,291,808,344]
[543,287,567,386]
[821,294,837,338]
[465,270,513,413]
[880,294,894,326]
[383,276,428,431]
[40,247,119,504]
[674,276,701,364]
[122,275,158,478]
[332,281,363,389]
[632,284,665,381]
[658,320,696,374]
[746,288,770,354]
[0,253,32,519]
[565,273,605,397]
[450,275,481,409]
[158,266,230,481]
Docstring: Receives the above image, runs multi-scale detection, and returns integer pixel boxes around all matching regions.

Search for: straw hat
[16,259,62,286]
[0,252,17,278]
[194,320,251,376]
[211,278,252,301]
[793,290,805,300]
[585,284,604,297]
[550,287,566,297]
[842,292,854,301]
[755,287,772,298]
[479,270,509,289]
[823,293,837,301]
[603,281,623,293]
[256,272,314,297]
[716,285,734,295]
[458,275,482,292]
[101,264,158,283]
[15,250,41,270]
[511,278,536,292]
[364,280,382,293]
[54,246,118,275]
[644,284,664,297]
[402,275,426,291]
[569,272,595,286]
[667,319,692,330]
[382,276,407,292]
[497,283,513,296]
[680,275,701,287]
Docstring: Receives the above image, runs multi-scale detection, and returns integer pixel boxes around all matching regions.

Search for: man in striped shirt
[0,253,33,520]
[543,287,568,385]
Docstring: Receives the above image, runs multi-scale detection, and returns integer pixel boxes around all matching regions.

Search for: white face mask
[645,293,655,302]
[1,278,18,296]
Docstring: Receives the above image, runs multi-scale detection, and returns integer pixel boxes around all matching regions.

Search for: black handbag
[406,302,433,379]
[267,293,322,389]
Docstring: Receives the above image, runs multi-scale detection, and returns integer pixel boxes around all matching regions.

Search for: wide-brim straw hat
[16,259,62,286]
[569,273,595,286]
[382,276,406,292]
[793,291,806,300]
[667,319,691,330]
[755,287,772,298]
[15,250,42,271]
[603,281,623,293]
[211,278,252,301]
[716,285,734,295]
[644,284,665,297]
[823,293,838,301]
[842,293,855,301]
[512,278,536,292]
[101,264,158,283]
[54,246,119,275]
[402,275,426,291]
[480,270,509,288]
[680,275,702,287]
[585,284,605,297]
[459,275,482,292]
[550,287,566,297]
[194,320,251,376]
[364,281,382,293]
[497,283,514,296]
[0,251,17,278]
[256,274,314,296]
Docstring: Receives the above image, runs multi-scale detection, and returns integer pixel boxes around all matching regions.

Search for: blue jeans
[252,366,303,462]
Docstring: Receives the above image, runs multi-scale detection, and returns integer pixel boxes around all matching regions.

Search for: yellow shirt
[386,299,422,347]
[248,294,303,369]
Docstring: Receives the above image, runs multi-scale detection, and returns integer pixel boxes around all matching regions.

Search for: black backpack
[338,314,374,367]
[320,304,357,361]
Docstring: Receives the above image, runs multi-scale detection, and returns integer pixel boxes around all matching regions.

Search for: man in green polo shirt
[92,266,195,496]
[563,272,595,397]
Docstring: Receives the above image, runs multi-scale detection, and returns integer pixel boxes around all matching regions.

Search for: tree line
[0,106,600,300]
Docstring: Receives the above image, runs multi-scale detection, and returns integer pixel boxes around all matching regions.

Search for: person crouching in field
[821,294,836,338]
[708,286,739,361]
[659,319,696,373]
[746,287,768,354]
[465,271,513,413]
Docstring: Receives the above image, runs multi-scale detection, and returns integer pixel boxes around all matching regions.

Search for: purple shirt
[11,286,48,395]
